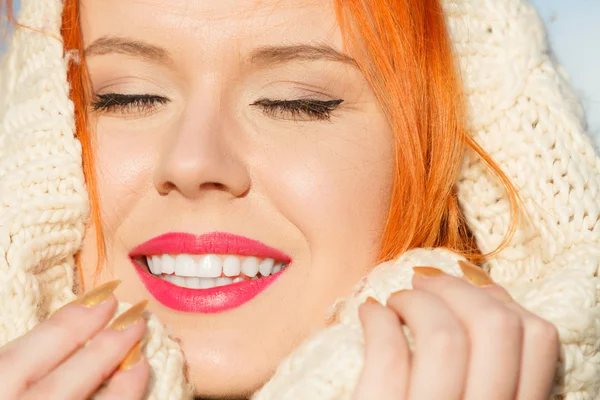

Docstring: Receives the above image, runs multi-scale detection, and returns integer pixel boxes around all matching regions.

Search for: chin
[181,336,281,399]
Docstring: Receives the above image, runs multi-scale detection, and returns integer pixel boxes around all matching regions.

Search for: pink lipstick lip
[129,231,292,262]
[131,260,286,313]
[129,232,291,313]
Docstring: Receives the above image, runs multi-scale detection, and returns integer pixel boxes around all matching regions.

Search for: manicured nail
[458,260,494,287]
[110,300,148,331]
[412,266,446,278]
[70,280,121,308]
[119,340,143,371]
[366,296,380,305]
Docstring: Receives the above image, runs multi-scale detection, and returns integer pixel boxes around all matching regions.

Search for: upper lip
[129,231,292,262]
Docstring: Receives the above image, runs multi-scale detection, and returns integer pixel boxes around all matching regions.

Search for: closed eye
[91,94,169,115]
[251,98,344,121]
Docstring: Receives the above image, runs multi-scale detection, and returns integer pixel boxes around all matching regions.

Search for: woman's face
[79,0,394,396]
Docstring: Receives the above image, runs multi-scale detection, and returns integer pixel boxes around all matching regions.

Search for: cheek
[79,123,156,280]
[257,118,395,263]
[93,121,156,236]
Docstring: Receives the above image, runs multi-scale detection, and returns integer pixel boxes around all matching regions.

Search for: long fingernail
[365,296,380,305]
[412,266,446,278]
[119,340,143,371]
[110,301,148,331]
[458,260,494,287]
[70,280,121,308]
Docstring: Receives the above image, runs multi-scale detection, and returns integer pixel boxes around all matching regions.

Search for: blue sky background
[529,0,600,144]
[3,0,600,144]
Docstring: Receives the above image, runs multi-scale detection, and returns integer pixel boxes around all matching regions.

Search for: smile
[129,232,292,313]
[145,254,289,288]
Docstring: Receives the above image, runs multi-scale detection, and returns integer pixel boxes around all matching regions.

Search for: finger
[413,267,523,400]
[458,260,559,398]
[458,261,513,303]
[0,281,120,397]
[502,304,560,400]
[386,290,467,400]
[24,301,148,400]
[95,343,150,400]
[352,299,410,400]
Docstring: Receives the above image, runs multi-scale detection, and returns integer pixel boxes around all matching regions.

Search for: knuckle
[25,380,59,400]
[426,324,467,353]
[0,346,36,395]
[479,307,523,335]
[526,316,560,346]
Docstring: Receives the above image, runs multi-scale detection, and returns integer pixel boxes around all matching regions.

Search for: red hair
[2,0,520,285]
[333,0,520,260]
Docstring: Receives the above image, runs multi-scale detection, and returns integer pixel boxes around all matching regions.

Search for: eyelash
[91,94,169,115]
[250,98,344,121]
[91,94,343,121]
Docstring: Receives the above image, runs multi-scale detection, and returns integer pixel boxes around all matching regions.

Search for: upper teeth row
[146,254,286,278]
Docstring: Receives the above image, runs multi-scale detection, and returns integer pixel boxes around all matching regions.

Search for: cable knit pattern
[1,0,599,400]
[450,0,600,397]
[0,0,86,343]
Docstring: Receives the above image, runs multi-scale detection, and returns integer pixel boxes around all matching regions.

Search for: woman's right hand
[0,281,150,400]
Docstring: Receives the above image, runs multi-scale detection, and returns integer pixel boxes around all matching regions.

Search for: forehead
[79,0,342,50]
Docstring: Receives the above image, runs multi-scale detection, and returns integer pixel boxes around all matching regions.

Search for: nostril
[158,181,176,195]
[200,182,227,191]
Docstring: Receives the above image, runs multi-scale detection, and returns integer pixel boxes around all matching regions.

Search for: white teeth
[242,257,260,277]
[223,256,241,277]
[216,277,233,287]
[148,256,162,274]
[199,278,216,289]
[171,275,186,286]
[162,254,176,274]
[163,274,185,286]
[146,257,157,275]
[199,254,222,278]
[186,277,202,289]
[145,253,289,288]
[259,258,274,276]
[174,254,197,277]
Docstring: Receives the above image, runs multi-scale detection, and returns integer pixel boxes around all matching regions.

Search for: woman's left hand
[352,261,560,400]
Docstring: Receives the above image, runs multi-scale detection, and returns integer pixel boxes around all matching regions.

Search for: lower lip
[131,260,286,313]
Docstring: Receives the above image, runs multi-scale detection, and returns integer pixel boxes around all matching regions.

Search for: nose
[153,106,251,199]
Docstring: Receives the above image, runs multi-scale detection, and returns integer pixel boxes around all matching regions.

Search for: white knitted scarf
[1,0,599,399]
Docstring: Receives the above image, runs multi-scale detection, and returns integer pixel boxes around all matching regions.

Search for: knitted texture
[0,0,87,342]
[1,0,599,400]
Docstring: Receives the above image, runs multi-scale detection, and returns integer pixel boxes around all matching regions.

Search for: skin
[78,0,394,396]
[0,0,560,399]
[354,274,560,400]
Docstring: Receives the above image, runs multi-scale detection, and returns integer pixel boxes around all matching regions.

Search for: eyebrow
[249,44,357,67]
[84,36,173,65]
[84,37,356,68]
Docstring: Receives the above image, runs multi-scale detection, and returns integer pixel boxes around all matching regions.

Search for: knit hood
[1,0,599,399]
